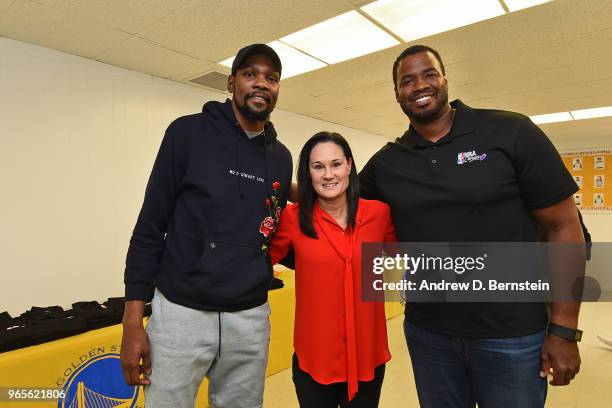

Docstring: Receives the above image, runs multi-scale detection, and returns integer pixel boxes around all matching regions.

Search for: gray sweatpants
[145,289,271,408]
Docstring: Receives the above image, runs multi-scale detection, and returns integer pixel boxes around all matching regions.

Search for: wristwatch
[547,322,582,342]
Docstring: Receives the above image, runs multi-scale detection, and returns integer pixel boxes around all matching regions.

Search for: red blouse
[269,198,397,400]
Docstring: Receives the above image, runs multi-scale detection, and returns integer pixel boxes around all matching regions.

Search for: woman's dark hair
[297,131,359,238]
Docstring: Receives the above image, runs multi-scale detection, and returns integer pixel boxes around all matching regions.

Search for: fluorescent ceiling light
[279,10,399,64]
[218,56,234,69]
[362,0,505,42]
[529,111,572,125]
[217,41,326,80]
[504,0,553,12]
[266,41,327,79]
[570,106,612,120]
[529,105,612,124]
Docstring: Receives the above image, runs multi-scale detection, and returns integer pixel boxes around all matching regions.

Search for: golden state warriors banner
[0,324,146,408]
[561,148,612,213]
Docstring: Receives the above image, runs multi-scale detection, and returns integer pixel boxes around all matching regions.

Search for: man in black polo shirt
[360,45,584,407]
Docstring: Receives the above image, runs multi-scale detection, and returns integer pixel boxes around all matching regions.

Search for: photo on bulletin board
[573,176,583,188]
[562,149,612,213]
[574,194,582,206]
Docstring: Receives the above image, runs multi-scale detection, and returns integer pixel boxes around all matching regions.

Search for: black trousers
[292,354,386,408]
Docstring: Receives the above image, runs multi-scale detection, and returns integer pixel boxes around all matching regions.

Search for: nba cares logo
[457,150,487,165]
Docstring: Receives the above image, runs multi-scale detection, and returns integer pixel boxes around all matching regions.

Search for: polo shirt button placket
[428,148,440,175]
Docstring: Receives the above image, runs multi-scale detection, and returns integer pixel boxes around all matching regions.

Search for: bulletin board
[561,148,612,213]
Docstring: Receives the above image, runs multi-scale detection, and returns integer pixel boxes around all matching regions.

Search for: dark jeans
[292,354,385,408]
[404,319,547,408]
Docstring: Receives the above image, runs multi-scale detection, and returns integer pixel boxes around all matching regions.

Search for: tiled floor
[263,302,612,407]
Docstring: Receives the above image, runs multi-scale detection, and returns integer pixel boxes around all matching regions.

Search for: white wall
[0,37,390,315]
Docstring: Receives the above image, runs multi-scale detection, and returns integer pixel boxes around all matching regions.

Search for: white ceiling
[1,0,611,144]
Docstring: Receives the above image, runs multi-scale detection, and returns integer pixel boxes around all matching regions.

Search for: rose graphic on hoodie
[259,216,276,238]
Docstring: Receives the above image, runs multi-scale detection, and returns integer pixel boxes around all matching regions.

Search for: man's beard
[400,88,449,123]
[237,95,273,122]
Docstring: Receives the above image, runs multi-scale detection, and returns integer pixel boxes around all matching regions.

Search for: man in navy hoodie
[120,44,293,408]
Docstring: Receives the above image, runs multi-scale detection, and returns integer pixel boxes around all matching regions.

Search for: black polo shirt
[359,100,578,337]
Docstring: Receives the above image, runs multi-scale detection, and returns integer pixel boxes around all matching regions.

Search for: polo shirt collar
[395,99,476,149]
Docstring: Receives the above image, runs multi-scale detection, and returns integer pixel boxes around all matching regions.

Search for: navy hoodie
[124,99,293,311]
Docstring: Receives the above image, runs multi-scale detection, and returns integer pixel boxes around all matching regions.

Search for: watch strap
[547,322,582,342]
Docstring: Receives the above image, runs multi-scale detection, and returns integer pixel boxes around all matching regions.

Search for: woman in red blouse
[269,132,396,407]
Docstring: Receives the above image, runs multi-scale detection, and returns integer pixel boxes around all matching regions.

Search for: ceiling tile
[348,0,375,5]
[539,116,612,142]
[468,78,612,113]
[172,62,225,81]
[0,0,130,58]
[276,81,318,103]
[370,125,403,137]
[373,111,408,124]
[446,28,612,86]
[340,113,404,129]
[448,83,484,103]
[97,37,205,78]
[277,95,347,115]
[473,56,612,101]
[0,0,14,15]
[364,124,402,136]
[24,0,78,11]
[350,100,401,118]
[314,107,374,123]
[68,0,191,35]
[376,124,407,134]
[510,93,612,117]
[138,0,354,61]
[316,79,394,108]
[313,105,407,131]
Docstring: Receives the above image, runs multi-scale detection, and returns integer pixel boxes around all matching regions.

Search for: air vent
[189,70,228,91]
